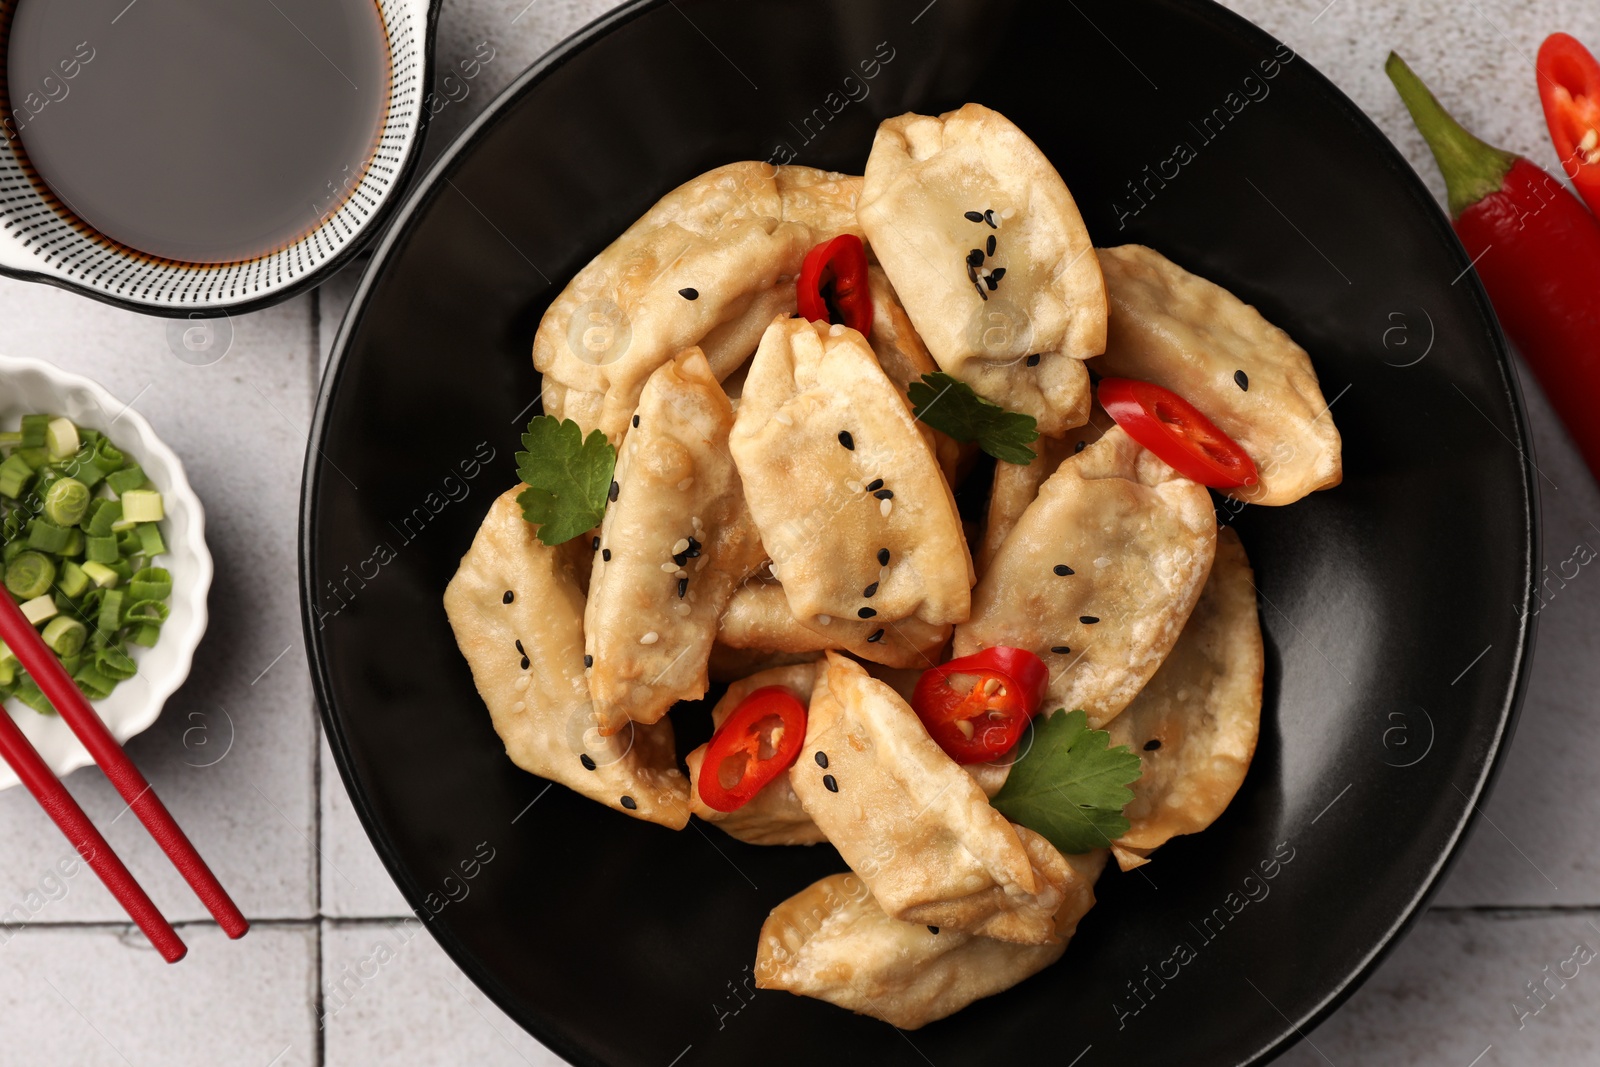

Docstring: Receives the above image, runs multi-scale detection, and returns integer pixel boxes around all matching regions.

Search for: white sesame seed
[660,562,678,573]
[514,675,530,690]
[816,614,832,625]
[672,538,690,554]
[775,411,794,426]
[828,323,846,337]
[1094,556,1112,569]
[676,569,689,579]
[640,631,660,645]
[674,602,691,616]
[677,477,694,491]
[880,498,893,518]
[1001,207,1016,219]
[845,479,864,493]
[513,701,526,713]
[695,556,708,571]
[691,516,704,530]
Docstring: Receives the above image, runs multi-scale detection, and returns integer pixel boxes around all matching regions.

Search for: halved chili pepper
[1537,33,1600,218]
[797,234,873,335]
[1389,53,1600,485]
[912,647,1048,764]
[696,686,807,812]
[1097,377,1258,488]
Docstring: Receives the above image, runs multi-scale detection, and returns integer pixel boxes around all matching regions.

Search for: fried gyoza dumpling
[791,653,1068,944]
[707,642,819,683]
[533,163,861,443]
[1106,527,1262,870]
[975,406,1113,576]
[686,663,826,846]
[444,489,689,828]
[717,579,949,670]
[756,851,1106,1029]
[1095,244,1343,505]
[858,103,1104,435]
[865,266,967,483]
[585,349,765,734]
[955,426,1216,729]
[729,316,972,629]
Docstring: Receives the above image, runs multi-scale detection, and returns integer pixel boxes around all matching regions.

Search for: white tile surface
[0,0,1597,1064]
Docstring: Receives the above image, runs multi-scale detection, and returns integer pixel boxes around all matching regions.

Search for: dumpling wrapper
[585,348,765,734]
[708,642,818,683]
[1095,244,1342,506]
[730,316,972,628]
[955,426,1216,729]
[1106,527,1262,870]
[534,163,861,442]
[975,405,1114,576]
[686,663,826,845]
[865,265,969,483]
[718,578,949,670]
[791,653,1069,944]
[443,489,689,829]
[858,103,1103,435]
[755,850,1106,1029]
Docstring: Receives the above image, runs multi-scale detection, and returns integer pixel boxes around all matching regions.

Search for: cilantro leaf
[907,371,1039,465]
[514,416,615,546]
[991,709,1143,854]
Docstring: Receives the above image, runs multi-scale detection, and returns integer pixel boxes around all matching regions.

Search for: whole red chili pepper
[1388,52,1600,483]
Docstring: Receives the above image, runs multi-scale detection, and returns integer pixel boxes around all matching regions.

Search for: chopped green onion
[43,477,90,526]
[94,644,137,681]
[15,447,48,470]
[129,567,173,602]
[137,522,166,557]
[86,499,122,537]
[19,414,49,449]
[105,465,146,496]
[41,617,86,657]
[57,560,90,598]
[45,417,80,459]
[80,560,120,588]
[0,453,33,498]
[5,551,56,598]
[20,594,58,625]
[74,664,115,699]
[26,520,69,553]
[119,490,163,524]
[0,430,22,448]
[128,624,161,648]
[59,528,84,558]
[97,589,124,634]
[84,535,119,564]
[124,599,170,626]
[13,677,53,715]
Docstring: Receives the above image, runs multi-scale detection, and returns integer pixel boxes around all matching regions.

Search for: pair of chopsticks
[0,592,246,962]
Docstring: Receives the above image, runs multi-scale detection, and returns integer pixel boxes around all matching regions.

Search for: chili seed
[502,590,514,604]
[986,234,996,256]
[1051,645,1070,654]
[678,287,699,300]
[815,751,829,768]
[866,628,885,643]
[877,548,890,566]
[608,480,619,502]
[1080,615,1100,625]
[863,582,879,598]
[621,795,637,809]
[865,478,884,492]
[1053,564,1074,576]
[1144,739,1162,751]
[677,577,688,598]
[858,607,877,619]
[873,488,894,500]
[584,654,593,668]
[963,210,985,223]
[1025,354,1040,367]
[838,430,855,450]
[580,754,597,771]
[1234,369,1249,391]
[602,549,612,562]
[822,774,839,793]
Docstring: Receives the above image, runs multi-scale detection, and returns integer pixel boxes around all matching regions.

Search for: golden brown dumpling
[444,490,688,828]
[717,578,949,670]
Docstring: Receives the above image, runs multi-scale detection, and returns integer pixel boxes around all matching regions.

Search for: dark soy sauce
[6,0,390,264]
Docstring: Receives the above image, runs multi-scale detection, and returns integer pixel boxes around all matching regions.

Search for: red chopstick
[0,593,248,942]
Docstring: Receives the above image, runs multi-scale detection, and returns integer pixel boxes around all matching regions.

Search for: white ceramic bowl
[0,354,211,789]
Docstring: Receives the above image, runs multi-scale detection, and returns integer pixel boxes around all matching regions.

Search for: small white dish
[0,354,212,789]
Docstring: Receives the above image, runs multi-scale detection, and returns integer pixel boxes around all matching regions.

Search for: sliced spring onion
[94,644,137,681]
[97,588,124,634]
[43,477,90,526]
[57,560,90,598]
[0,453,32,498]
[19,414,49,449]
[84,535,119,564]
[20,594,58,625]
[105,465,146,496]
[80,560,120,588]
[119,489,163,524]
[26,520,70,554]
[45,417,80,459]
[137,522,165,557]
[5,551,56,598]
[13,677,52,715]
[86,499,121,537]
[127,624,162,648]
[41,617,86,657]
[129,567,172,602]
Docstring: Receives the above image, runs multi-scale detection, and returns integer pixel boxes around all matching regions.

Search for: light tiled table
[0,1,1595,1063]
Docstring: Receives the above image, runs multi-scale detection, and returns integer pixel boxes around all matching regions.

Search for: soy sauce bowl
[0,0,441,316]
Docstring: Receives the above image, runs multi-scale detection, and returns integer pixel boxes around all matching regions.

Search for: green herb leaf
[514,416,616,546]
[907,372,1039,464]
[991,708,1143,854]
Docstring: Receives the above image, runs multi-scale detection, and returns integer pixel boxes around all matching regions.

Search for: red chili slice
[911,647,1048,764]
[797,234,873,335]
[1537,33,1600,218]
[1097,377,1259,489]
[696,686,807,812]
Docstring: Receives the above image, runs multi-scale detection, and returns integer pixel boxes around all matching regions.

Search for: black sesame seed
[865,478,884,492]
[866,628,885,643]
[989,266,1006,283]
[520,655,531,670]
[678,287,699,300]
[1074,440,1087,453]
[873,488,894,500]
[1234,369,1249,391]
[1053,564,1074,576]
[815,751,829,768]
[928,925,941,934]
[620,795,637,810]
[984,274,1000,291]
[672,551,688,566]
[986,234,996,256]
[858,607,877,619]
[838,430,855,450]
[877,548,890,566]
[1144,739,1162,751]
[685,537,701,557]
[632,414,640,428]
[1051,645,1071,655]
[515,640,524,654]
[963,210,985,223]
[1025,354,1040,367]
[984,209,997,227]
[1080,615,1100,625]
[968,262,987,300]
[823,774,839,793]
[863,582,879,598]
[602,548,612,562]
[608,480,619,502]
[677,577,688,598]
[584,654,594,668]
[502,590,514,604]
[581,754,597,770]
[966,248,985,268]
[592,536,600,550]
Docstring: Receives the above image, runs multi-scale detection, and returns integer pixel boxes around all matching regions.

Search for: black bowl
[301,1,1538,1063]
